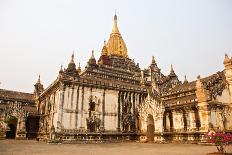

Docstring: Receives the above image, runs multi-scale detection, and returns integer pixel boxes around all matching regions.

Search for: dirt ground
[0,140,232,155]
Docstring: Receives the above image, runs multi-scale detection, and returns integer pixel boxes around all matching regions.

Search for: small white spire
[91,50,95,59]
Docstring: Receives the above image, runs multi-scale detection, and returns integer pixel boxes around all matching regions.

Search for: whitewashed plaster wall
[104,89,118,130]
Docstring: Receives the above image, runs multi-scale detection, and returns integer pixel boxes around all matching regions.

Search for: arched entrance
[147,114,154,142]
[6,117,18,139]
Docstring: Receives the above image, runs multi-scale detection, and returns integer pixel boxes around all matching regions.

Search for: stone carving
[122,113,136,133]
[122,95,136,133]
[4,102,28,119]
[86,95,101,132]
[205,73,226,100]
[86,115,101,132]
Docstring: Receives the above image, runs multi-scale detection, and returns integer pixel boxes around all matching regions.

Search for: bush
[206,132,232,153]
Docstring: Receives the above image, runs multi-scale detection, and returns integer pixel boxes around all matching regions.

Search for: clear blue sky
[0,0,231,93]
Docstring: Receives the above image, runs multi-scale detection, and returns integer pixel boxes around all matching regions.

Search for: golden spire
[106,13,128,57]
[101,40,108,56]
[112,13,119,33]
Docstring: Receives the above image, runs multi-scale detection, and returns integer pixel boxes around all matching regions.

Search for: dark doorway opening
[6,117,17,139]
[26,116,40,139]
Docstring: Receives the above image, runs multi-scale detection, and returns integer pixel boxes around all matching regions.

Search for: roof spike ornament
[88,50,97,65]
[77,62,81,73]
[71,51,74,63]
[66,51,77,74]
[169,64,176,77]
[91,50,95,59]
[224,53,231,64]
[101,41,108,56]
[152,56,156,64]
[112,11,119,33]
[37,74,41,84]
[170,64,174,73]
[34,74,44,96]
[59,65,63,74]
[184,75,188,84]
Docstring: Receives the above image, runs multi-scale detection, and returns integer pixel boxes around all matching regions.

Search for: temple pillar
[117,91,121,131]
[69,86,74,128]
[75,86,80,129]
[165,112,171,131]
[196,76,210,132]
[188,109,197,131]
[100,89,105,131]
[172,110,177,131]
[183,110,188,131]
[216,108,224,131]
[132,92,135,115]
[57,83,65,131]
[80,86,85,130]
[224,54,232,103]
[16,115,27,139]
[223,55,232,131]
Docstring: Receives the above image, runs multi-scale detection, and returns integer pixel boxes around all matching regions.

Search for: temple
[0,14,232,143]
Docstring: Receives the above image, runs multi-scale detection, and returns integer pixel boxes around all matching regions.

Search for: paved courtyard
[1,140,232,155]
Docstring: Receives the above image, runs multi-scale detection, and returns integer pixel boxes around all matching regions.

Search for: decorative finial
[152,56,156,64]
[59,65,63,73]
[71,51,74,63]
[91,50,95,59]
[37,74,41,84]
[77,63,81,73]
[171,64,174,72]
[169,64,176,77]
[112,11,119,33]
[224,53,231,64]
[197,75,201,80]
[101,42,108,56]
[184,75,188,83]
[114,9,117,20]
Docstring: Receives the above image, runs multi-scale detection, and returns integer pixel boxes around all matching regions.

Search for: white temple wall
[209,108,224,130]
[188,110,196,130]
[216,89,231,104]
[154,116,163,132]
[63,87,69,109]
[62,112,69,128]
[173,111,184,130]
[104,89,118,130]
[77,86,83,118]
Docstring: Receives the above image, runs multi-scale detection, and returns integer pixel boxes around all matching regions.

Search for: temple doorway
[26,116,40,139]
[6,117,18,139]
[147,114,154,142]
